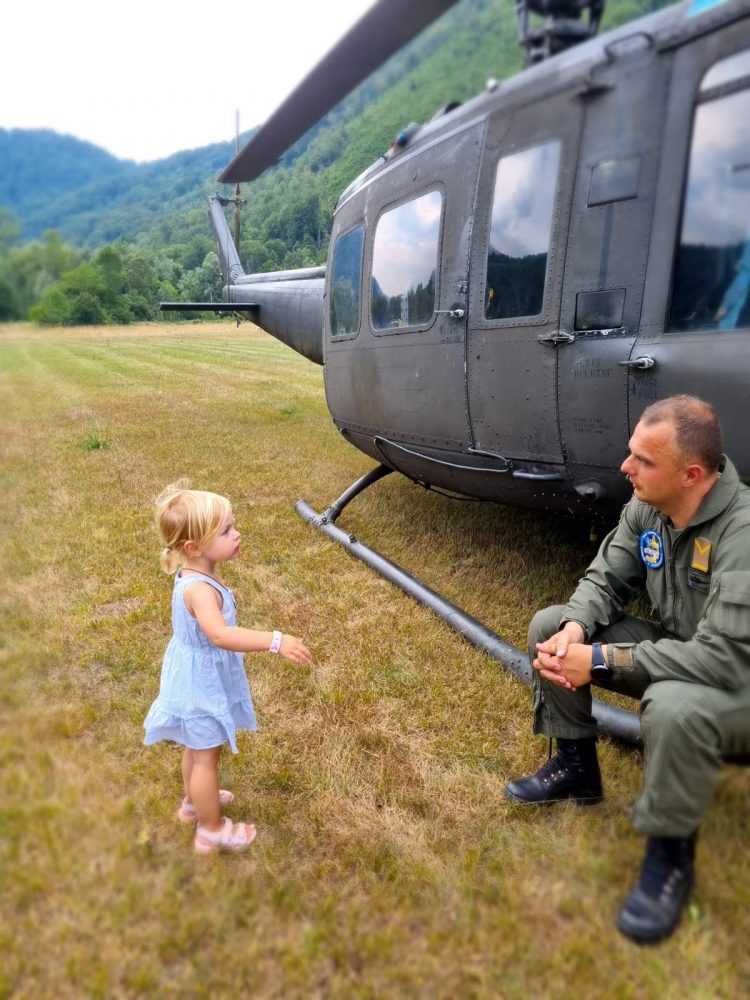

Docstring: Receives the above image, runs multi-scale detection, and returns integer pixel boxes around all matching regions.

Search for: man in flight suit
[506,395,750,943]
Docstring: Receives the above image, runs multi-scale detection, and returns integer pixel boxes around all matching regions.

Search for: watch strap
[591,641,609,675]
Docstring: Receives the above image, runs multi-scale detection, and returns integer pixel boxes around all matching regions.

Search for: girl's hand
[279,634,312,665]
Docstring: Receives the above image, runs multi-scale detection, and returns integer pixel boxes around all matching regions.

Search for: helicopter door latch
[618,355,656,370]
[435,307,466,319]
[537,330,575,345]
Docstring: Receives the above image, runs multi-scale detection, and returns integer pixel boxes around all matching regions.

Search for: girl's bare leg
[182,748,194,801]
[188,746,222,832]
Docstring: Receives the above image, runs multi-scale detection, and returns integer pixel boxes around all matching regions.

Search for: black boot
[504,737,603,805]
[616,834,697,945]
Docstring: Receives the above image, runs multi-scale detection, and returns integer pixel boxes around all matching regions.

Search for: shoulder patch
[640,529,664,569]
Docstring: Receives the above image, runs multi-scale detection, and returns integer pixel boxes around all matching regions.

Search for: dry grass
[1,321,748,998]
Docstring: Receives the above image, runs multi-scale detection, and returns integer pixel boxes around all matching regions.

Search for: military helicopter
[163,0,750,743]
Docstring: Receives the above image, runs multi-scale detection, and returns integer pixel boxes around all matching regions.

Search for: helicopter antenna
[218,110,247,255]
[232,110,245,253]
[515,0,604,66]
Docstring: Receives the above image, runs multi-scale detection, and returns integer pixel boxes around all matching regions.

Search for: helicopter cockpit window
[485,141,561,320]
[330,225,364,337]
[371,190,442,330]
[668,67,750,332]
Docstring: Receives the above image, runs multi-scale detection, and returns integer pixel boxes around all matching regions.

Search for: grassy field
[1,321,748,998]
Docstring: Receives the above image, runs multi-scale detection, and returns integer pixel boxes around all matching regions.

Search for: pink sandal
[177,790,234,824]
[194,816,257,854]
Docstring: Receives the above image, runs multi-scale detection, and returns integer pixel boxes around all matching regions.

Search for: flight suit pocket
[713,571,750,640]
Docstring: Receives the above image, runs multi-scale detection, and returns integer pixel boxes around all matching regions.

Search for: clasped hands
[533,621,594,691]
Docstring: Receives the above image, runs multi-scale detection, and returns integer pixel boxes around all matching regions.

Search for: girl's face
[200,511,241,564]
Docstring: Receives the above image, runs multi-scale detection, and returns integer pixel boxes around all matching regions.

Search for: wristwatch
[591,642,611,680]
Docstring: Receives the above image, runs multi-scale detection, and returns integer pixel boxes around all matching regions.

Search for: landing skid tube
[296,464,641,746]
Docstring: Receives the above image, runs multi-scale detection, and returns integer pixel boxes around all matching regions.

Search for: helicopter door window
[699,49,750,93]
[668,74,750,332]
[371,190,442,331]
[485,141,561,320]
[330,225,364,338]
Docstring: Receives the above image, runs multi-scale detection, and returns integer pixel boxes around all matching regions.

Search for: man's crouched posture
[506,395,750,943]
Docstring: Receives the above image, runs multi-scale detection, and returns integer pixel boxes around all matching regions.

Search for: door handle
[435,308,465,319]
[618,356,656,370]
[537,330,575,345]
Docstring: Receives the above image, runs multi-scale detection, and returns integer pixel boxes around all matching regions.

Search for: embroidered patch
[640,529,664,569]
[691,536,712,574]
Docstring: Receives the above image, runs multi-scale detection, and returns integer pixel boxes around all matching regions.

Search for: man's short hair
[640,395,723,471]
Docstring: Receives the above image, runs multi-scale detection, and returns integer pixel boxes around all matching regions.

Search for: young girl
[144,481,311,854]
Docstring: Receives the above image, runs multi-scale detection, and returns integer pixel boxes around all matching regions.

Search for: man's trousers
[529,605,750,836]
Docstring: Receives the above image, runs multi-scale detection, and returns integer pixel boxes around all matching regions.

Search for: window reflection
[700,48,750,92]
[371,191,441,330]
[330,226,364,337]
[668,87,750,331]
[485,142,560,320]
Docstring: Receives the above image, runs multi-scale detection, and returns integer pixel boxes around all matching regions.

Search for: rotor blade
[218,0,459,184]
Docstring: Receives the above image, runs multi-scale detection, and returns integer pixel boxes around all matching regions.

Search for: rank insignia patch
[691,537,712,574]
[640,529,664,569]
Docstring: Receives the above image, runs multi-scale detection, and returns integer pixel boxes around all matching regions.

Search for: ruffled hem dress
[144,570,256,753]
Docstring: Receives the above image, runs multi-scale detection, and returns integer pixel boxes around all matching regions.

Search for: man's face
[620,420,687,512]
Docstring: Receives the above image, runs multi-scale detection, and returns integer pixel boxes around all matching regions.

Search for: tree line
[0,208,222,324]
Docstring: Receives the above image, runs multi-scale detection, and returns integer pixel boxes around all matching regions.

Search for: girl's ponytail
[160,545,183,575]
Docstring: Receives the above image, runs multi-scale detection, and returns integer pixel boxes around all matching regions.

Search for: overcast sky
[1,0,376,163]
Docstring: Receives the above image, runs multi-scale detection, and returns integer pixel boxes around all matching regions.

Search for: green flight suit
[530,456,750,836]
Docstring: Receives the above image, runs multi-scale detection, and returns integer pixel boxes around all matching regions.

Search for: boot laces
[535,751,574,786]
[640,839,691,900]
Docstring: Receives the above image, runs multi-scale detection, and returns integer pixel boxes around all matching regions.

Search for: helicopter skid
[296,465,641,746]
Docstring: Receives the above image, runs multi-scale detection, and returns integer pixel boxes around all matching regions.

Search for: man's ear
[684,462,705,488]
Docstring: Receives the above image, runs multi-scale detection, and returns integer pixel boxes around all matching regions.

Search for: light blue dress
[143,570,256,753]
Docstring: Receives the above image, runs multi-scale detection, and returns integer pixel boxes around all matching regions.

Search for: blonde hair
[155,479,232,574]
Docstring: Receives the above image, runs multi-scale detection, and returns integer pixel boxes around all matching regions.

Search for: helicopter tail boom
[207,194,325,365]
[226,271,325,365]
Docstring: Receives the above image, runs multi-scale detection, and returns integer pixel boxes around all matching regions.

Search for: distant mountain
[0,128,134,219]
[0,127,248,246]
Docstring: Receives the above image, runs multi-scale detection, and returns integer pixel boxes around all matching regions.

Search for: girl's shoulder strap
[175,570,229,597]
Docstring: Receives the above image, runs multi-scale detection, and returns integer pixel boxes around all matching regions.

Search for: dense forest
[0,0,669,324]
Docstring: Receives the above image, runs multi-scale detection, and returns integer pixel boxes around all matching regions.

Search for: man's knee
[641,681,719,745]
[528,605,567,652]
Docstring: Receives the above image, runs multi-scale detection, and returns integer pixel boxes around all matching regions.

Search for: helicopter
[162,0,750,743]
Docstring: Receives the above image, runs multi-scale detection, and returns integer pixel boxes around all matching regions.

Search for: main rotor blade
[218,0,459,184]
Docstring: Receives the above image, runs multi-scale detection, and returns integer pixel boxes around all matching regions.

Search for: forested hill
[1,0,667,264]
[0,128,245,247]
[0,129,136,229]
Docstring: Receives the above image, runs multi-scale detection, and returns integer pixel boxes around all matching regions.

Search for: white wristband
[269,630,282,654]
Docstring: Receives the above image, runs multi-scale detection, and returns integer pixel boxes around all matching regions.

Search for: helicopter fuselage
[217,0,750,514]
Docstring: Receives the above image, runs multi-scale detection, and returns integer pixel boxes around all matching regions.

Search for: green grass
[1,321,748,998]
